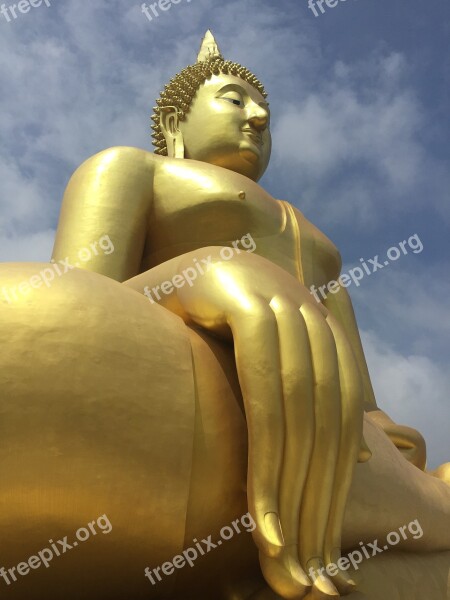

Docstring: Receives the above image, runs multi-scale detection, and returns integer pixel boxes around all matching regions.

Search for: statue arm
[323,285,427,469]
[322,285,377,412]
[52,146,154,282]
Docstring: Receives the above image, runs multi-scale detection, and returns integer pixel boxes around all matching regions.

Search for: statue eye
[221,95,243,107]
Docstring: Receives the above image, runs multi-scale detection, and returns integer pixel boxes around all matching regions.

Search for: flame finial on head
[197,30,223,62]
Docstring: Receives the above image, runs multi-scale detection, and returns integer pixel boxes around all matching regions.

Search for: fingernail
[264,511,284,547]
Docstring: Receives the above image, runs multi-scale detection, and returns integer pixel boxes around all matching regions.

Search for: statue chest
[144,160,339,287]
[147,160,283,255]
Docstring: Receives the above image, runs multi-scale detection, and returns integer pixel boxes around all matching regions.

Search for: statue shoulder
[287,203,342,285]
[63,146,162,213]
[75,146,160,177]
[54,147,162,281]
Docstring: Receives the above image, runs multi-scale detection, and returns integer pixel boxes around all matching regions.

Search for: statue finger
[298,302,341,598]
[323,313,364,594]
[229,298,285,558]
[256,296,315,597]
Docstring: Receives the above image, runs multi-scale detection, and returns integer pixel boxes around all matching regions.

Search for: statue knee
[395,426,427,471]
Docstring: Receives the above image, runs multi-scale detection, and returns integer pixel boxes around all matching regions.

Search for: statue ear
[160,107,184,159]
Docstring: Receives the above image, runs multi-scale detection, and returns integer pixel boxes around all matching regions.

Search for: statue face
[178,74,271,181]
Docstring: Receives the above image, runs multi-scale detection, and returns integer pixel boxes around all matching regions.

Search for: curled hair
[151,56,268,156]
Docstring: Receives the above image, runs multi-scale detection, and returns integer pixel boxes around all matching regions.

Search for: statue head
[151,31,271,181]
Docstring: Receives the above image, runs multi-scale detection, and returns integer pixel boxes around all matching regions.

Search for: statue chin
[199,149,267,181]
[1,263,449,600]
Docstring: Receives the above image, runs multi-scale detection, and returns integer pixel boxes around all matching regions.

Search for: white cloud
[0,159,46,236]
[273,52,424,179]
[349,261,450,358]
[0,230,55,262]
[361,329,450,470]
[271,50,434,225]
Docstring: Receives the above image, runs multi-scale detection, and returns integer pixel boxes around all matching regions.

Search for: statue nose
[248,114,268,132]
[246,98,270,132]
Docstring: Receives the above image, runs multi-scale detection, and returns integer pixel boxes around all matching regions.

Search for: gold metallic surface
[1,30,449,600]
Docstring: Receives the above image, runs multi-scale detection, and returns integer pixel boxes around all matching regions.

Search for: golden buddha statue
[0,30,449,600]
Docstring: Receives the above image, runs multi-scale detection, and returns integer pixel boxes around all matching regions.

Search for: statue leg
[0,264,199,599]
[343,415,450,552]
[0,263,277,600]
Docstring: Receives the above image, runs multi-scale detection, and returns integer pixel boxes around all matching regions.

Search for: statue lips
[241,128,264,147]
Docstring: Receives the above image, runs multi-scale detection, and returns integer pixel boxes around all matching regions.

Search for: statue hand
[170,248,364,599]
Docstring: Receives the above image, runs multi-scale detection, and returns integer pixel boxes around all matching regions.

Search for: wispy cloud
[271,50,449,227]
[362,328,449,469]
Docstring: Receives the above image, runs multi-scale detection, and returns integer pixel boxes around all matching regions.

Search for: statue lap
[0,263,263,599]
[0,264,448,599]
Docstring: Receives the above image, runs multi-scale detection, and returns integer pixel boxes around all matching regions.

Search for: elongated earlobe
[160,107,185,158]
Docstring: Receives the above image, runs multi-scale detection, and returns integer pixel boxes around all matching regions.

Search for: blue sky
[0,0,449,467]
